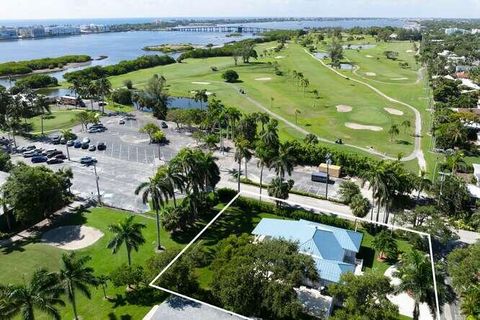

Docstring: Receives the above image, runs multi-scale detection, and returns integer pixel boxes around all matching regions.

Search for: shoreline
[0,59,104,80]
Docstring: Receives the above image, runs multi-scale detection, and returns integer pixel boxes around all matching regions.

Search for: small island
[142,43,201,53]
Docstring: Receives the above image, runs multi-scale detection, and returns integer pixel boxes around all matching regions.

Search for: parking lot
[71,114,197,164]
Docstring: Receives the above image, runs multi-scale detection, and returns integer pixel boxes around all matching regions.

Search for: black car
[47,158,64,165]
[161,121,168,129]
[89,145,96,151]
[74,141,82,148]
[81,142,89,149]
[51,136,61,145]
[31,156,48,163]
[55,153,67,160]
[47,150,63,158]
[97,142,106,151]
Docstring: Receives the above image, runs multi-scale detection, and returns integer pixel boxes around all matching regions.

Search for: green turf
[106,39,426,164]
[0,207,184,320]
[27,108,82,134]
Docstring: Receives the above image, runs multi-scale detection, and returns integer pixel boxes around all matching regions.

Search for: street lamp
[65,143,70,161]
[93,162,101,205]
[325,153,332,199]
[437,171,450,206]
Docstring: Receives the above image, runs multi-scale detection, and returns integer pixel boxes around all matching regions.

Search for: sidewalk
[0,200,87,247]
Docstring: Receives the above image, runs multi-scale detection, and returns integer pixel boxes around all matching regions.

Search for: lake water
[343,44,376,50]
[315,52,329,59]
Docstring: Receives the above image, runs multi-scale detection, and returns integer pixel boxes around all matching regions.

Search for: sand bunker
[336,105,353,112]
[191,81,211,85]
[205,91,214,96]
[391,77,408,81]
[275,56,285,59]
[406,49,414,53]
[41,225,104,250]
[255,77,272,81]
[365,55,373,58]
[345,122,383,131]
[384,107,404,116]
[365,72,377,77]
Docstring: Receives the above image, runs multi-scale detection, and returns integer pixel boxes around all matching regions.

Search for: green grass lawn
[27,108,82,134]
[0,207,185,320]
[106,39,425,163]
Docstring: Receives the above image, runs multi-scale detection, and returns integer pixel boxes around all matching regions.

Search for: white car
[82,137,90,144]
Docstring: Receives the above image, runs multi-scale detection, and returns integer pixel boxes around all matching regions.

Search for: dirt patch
[41,225,104,250]
[191,81,211,85]
[406,50,414,53]
[255,77,272,81]
[384,107,404,116]
[345,122,383,131]
[336,105,353,112]
[365,72,377,77]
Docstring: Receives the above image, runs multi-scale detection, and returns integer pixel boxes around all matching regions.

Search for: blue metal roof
[251,218,363,283]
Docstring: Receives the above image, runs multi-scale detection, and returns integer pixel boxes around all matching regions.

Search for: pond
[339,63,354,70]
[343,44,376,50]
[134,97,206,112]
[36,87,74,97]
[315,52,329,59]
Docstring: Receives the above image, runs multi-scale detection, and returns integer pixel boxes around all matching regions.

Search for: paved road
[306,50,426,171]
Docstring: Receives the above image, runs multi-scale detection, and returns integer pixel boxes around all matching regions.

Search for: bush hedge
[10,74,58,94]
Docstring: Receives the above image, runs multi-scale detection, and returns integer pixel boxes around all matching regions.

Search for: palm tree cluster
[68,76,111,113]
[0,252,99,320]
[136,148,220,246]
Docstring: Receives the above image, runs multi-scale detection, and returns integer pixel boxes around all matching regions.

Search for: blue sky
[0,0,479,20]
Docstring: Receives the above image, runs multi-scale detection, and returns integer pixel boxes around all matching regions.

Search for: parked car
[80,156,97,165]
[47,158,64,165]
[31,156,48,163]
[119,119,126,125]
[60,138,67,144]
[89,145,96,151]
[81,142,89,149]
[25,145,36,151]
[82,137,90,144]
[23,150,39,158]
[47,150,63,158]
[67,140,75,147]
[97,142,106,151]
[161,121,168,129]
[55,153,67,160]
[51,135,61,144]
[87,128,100,133]
[74,141,82,148]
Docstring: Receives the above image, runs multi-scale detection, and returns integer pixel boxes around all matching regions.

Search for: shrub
[338,181,361,204]
[123,79,134,89]
[222,70,239,83]
[10,74,58,94]
[111,88,132,105]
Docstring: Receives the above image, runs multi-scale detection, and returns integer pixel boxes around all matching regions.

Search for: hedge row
[216,188,352,229]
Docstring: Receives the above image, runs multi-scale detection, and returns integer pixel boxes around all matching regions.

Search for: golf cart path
[213,81,401,161]
[305,50,426,170]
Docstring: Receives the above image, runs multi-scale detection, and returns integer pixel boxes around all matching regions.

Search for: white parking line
[119,144,122,159]
[110,143,114,157]
[144,148,148,164]
[127,146,130,161]
[136,147,139,163]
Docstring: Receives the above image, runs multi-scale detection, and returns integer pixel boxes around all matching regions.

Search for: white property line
[148,190,441,320]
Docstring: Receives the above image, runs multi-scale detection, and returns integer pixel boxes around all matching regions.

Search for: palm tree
[95,275,109,300]
[95,77,112,113]
[349,194,371,218]
[196,151,220,191]
[57,252,98,320]
[193,89,208,109]
[401,119,412,134]
[294,109,301,124]
[445,151,467,174]
[388,124,400,142]
[224,107,241,140]
[271,143,296,179]
[107,216,146,265]
[34,95,50,136]
[394,249,442,320]
[234,139,251,191]
[300,78,310,96]
[0,269,64,320]
[135,176,168,251]
[157,164,185,207]
[68,79,82,100]
[361,163,388,222]
[87,81,98,111]
[415,171,432,201]
[268,177,294,207]
[372,230,398,260]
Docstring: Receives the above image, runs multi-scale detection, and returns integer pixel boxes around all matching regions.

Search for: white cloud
[0,0,478,20]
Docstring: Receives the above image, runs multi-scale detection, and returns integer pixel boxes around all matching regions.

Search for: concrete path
[306,50,426,171]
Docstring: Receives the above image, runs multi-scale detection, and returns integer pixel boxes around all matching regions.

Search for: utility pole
[65,144,70,161]
[93,162,101,204]
[325,153,332,199]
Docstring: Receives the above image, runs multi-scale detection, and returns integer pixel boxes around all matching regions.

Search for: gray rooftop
[144,296,246,320]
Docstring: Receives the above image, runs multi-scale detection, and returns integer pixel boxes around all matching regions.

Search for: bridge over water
[167,25,273,33]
